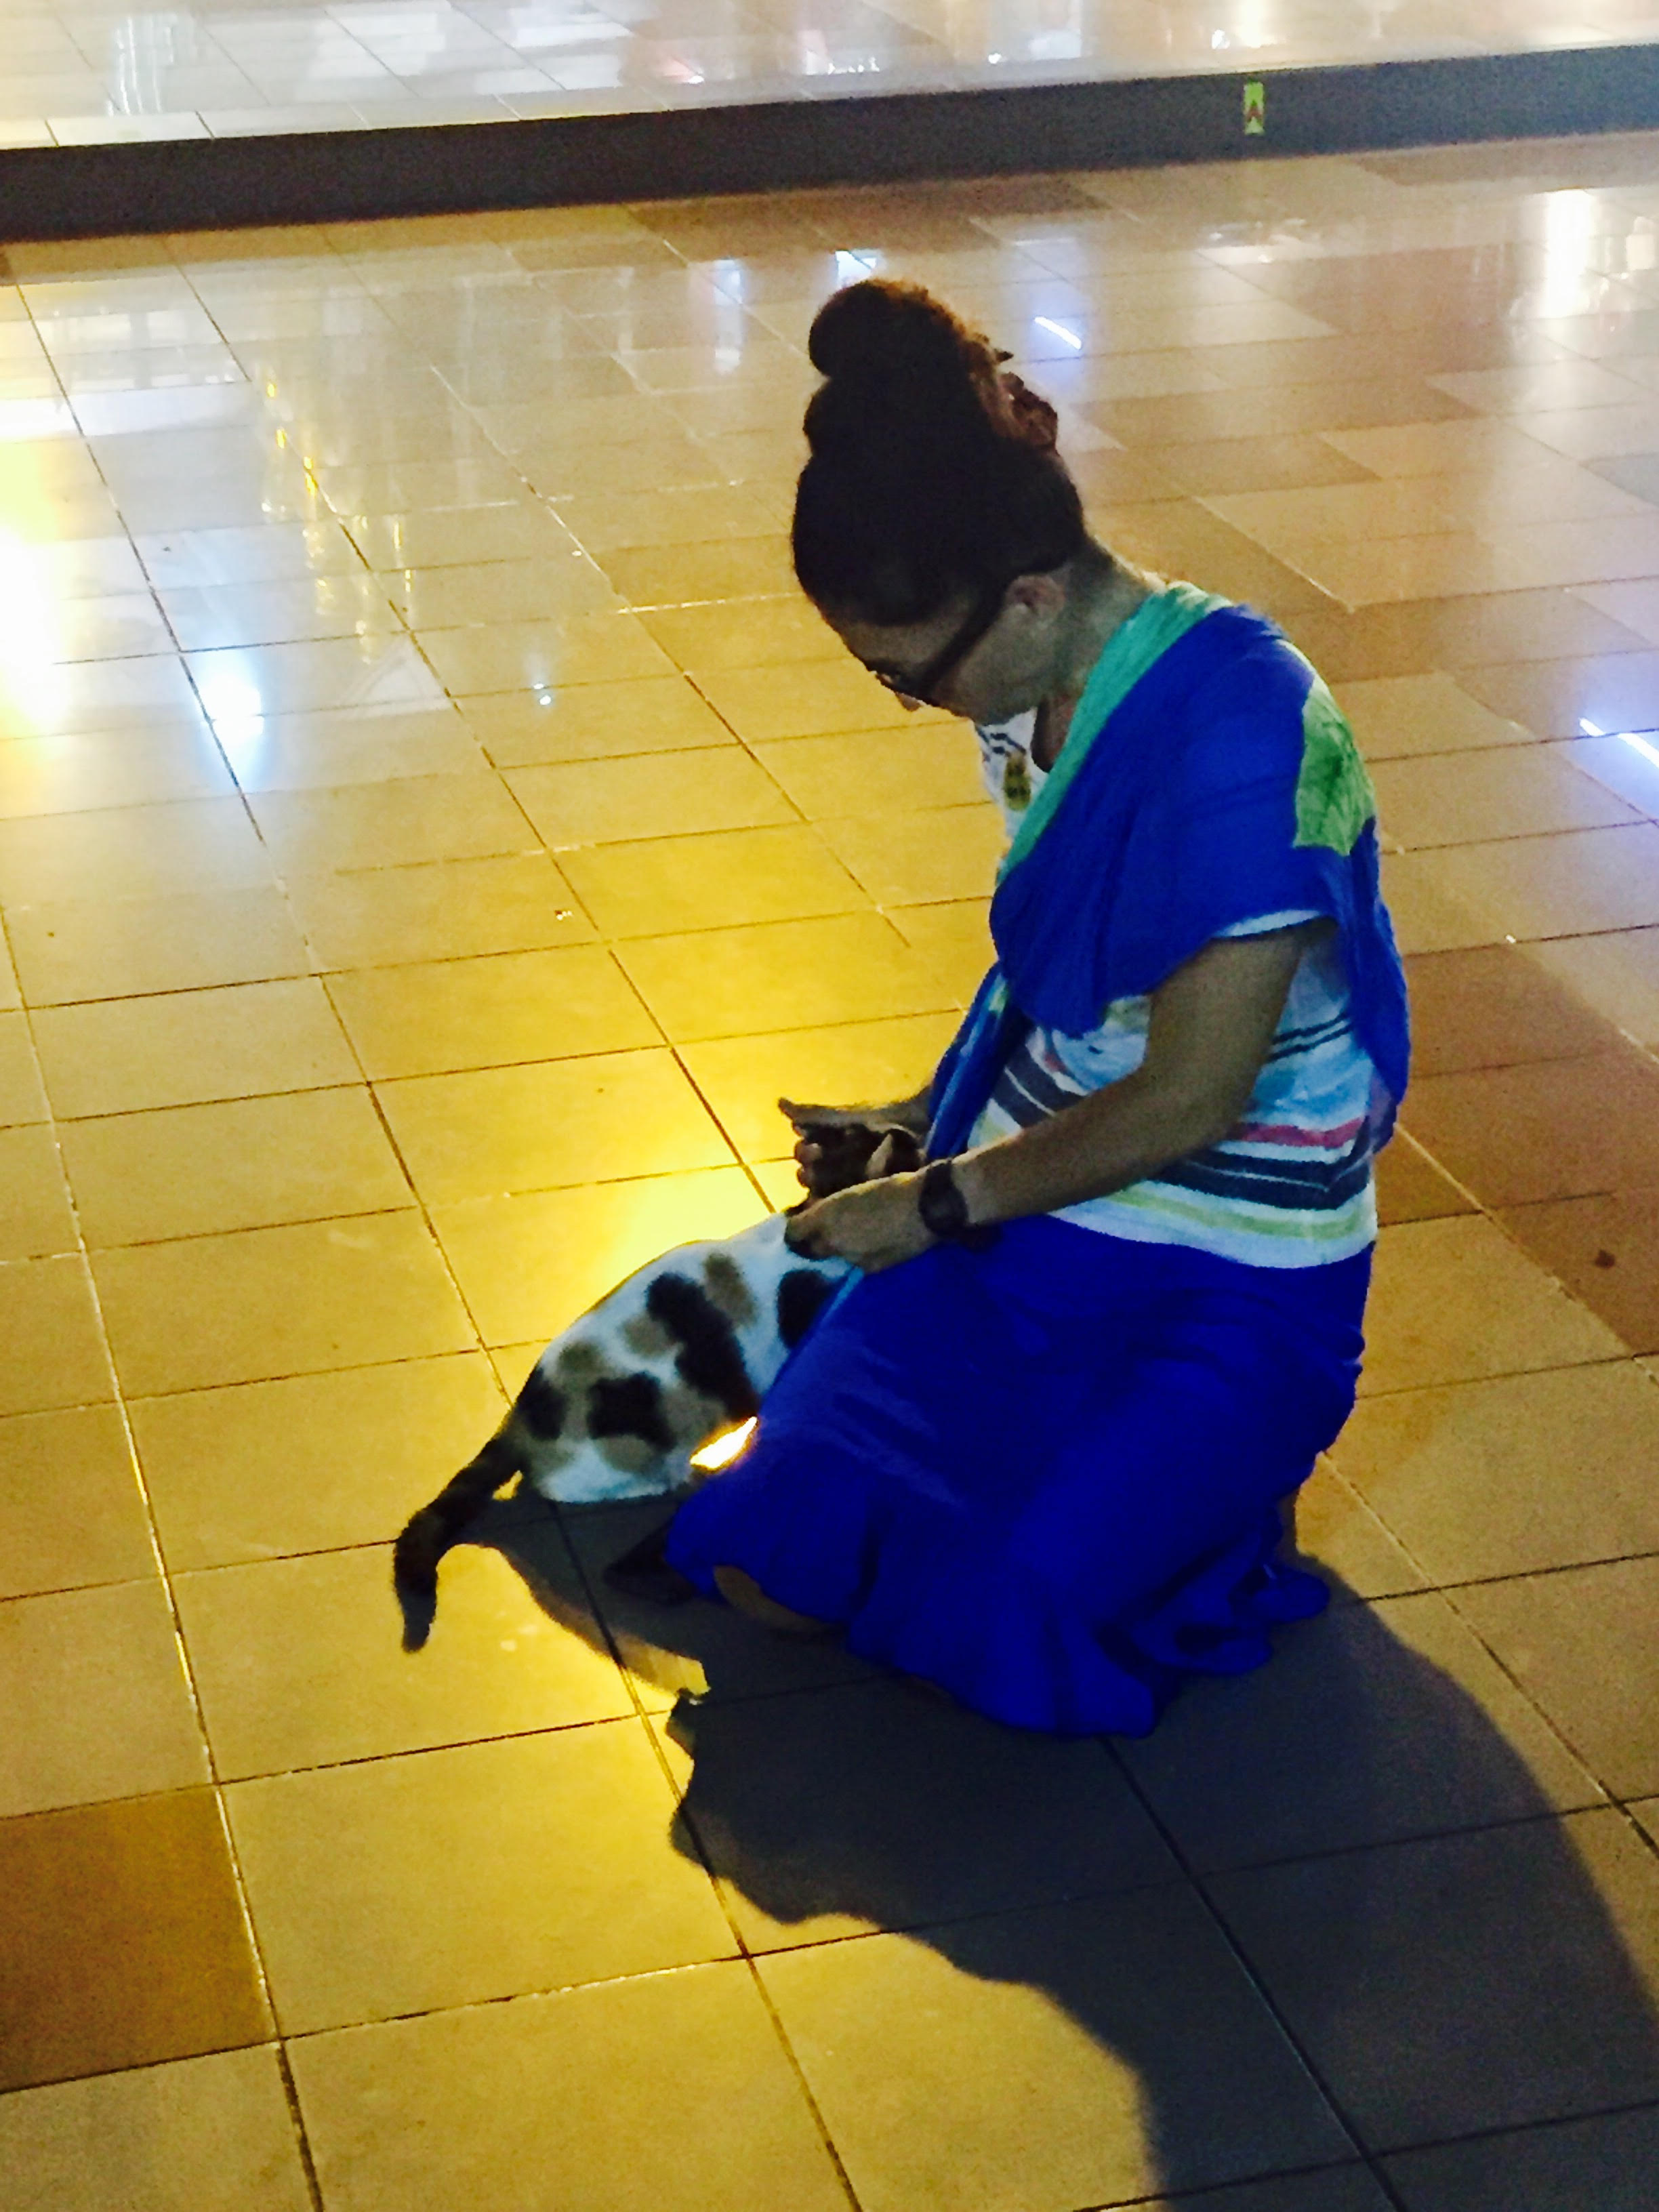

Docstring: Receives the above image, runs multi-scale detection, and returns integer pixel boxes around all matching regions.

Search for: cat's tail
[393,1425,524,1650]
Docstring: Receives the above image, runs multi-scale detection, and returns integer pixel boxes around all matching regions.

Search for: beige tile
[1528,926,1659,1048]
[415,611,673,696]
[888,896,996,1002]
[1372,746,1637,848]
[287,852,593,968]
[0,800,273,907]
[0,652,201,741]
[0,2047,312,2212]
[1558,731,1659,819]
[247,773,536,872]
[680,1011,958,1160]
[0,1256,110,1416]
[1572,577,1659,647]
[1456,1557,1659,1799]
[1291,533,1538,608]
[760,1889,1349,2209]
[0,1790,270,2093]
[640,595,838,673]
[693,657,947,741]
[1290,1458,1427,1601]
[224,705,487,793]
[555,482,780,554]
[178,1539,630,1778]
[1501,513,1659,589]
[1334,1361,1659,1582]
[8,886,309,1006]
[1382,825,1659,952]
[754,724,989,817]
[1120,1591,1600,1874]
[30,979,356,1119]
[507,745,794,848]
[93,1213,474,1396]
[346,501,580,569]
[558,823,867,937]
[0,1124,77,1261]
[0,724,234,819]
[289,1963,847,2212]
[157,573,404,651]
[1210,1811,1659,2149]
[382,557,620,632]
[129,1353,505,1570]
[1359,1215,1627,1397]
[815,803,1007,905]
[377,1049,731,1206]
[134,519,363,588]
[0,1577,207,1817]
[674,1676,1174,1951]
[327,944,657,1080]
[432,1167,765,1345]
[518,434,727,502]
[461,673,737,767]
[60,1087,412,1246]
[186,635,445,720]
[0,1404,152,1600]
[618,912,957,1042]
[228,1722,735,2032]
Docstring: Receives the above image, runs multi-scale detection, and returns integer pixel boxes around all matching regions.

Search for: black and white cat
[392,1123,924,1624]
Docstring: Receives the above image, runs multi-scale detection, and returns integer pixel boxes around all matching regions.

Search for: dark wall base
[3,41,1658,243]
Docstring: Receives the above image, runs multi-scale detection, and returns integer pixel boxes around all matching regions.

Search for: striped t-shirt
[970,712,1378,1269]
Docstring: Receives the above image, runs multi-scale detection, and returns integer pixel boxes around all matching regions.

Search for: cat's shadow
[447,1492,1659,2203]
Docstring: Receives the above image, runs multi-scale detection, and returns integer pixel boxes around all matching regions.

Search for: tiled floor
[5,134,1659,2210]
[1,0,1659,146]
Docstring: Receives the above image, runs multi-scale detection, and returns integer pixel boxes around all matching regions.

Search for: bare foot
[712,1563,834,1637]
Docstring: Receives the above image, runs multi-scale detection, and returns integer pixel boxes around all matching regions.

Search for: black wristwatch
[918,1158,1000,1251]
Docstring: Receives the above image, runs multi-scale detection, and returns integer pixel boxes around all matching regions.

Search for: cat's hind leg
[392,1424,526,1650]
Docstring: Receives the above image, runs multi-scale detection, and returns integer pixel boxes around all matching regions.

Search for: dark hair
[792,279,1088,626]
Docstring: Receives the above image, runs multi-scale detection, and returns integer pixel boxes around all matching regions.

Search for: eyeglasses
[865,581,1008,709]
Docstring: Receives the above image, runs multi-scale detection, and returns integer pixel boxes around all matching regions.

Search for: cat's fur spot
[587,1371,675,1451]
[646,1271,760,1420]
[621,1311,674,1359]
[701,1252,758,1328]
[595,1431,663,1475]
[516,1368,567,1441]
[777,1267,838,1350]
[552,1342,606,1382]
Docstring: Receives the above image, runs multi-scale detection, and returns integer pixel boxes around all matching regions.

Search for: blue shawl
[928,590,1410,1160]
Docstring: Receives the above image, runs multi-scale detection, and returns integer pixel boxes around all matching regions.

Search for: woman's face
[827,573,1067,726]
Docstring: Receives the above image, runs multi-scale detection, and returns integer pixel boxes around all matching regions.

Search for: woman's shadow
[444,1491,1659,2206]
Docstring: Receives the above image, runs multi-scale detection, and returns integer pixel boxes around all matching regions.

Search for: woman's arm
[787,924,1319,1271]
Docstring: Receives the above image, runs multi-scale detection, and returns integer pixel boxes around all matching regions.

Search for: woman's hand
[785,1168,935,1273]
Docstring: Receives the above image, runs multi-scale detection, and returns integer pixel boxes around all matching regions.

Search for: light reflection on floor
[1,0,1658,144]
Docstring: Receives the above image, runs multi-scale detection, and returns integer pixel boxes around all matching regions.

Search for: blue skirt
[665,1217,1370,1736]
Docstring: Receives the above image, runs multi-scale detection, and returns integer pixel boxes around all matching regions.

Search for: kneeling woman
[663,279,1409,1738]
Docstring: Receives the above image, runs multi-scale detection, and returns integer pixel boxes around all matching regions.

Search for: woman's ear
[1004,572,1068,623]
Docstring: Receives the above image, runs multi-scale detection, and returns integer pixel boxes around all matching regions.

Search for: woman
[661,278,1409,1738]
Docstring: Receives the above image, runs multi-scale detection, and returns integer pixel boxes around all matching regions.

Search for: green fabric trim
[996,579,1231,883]
[1092,1179,1374,1241]
[1290,668,1377,859]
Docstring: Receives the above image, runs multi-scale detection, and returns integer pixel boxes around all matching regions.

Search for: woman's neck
[1031,546,1151,773]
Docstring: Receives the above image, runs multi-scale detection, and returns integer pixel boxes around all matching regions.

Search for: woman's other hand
[785,1168,934,1272]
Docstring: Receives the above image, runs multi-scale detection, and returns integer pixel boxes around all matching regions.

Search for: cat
[392,1122,924,1635]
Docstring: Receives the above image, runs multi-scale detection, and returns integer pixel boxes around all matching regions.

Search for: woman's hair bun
[807,278,970,387]
[793,277,1084,626]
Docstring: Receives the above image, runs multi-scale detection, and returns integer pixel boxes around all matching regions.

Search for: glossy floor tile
[9,136,1659,2209]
